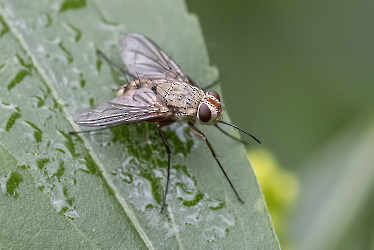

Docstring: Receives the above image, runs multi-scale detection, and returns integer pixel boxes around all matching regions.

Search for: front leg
[188,122,244,204]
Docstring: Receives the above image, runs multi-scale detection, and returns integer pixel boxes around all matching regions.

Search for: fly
[72,33,261,213]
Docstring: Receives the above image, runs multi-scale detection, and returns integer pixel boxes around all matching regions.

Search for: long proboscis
[219,121,261,144]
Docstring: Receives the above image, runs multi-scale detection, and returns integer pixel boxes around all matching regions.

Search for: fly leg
[214,124,248,145]
[157,120,175,213]
[189,123,244,204]
[96,49,136,83]
[69,126,110,135]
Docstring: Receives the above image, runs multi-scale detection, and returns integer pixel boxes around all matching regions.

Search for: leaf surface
[0,0,279,249]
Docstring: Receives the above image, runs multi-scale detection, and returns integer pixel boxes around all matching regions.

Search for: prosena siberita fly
[72,33,260,212]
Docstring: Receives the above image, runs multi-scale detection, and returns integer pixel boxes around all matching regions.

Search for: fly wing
[118,33,191,84]
[73,88,171,127]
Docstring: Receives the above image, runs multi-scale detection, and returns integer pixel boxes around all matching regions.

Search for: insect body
[73,33,260,212]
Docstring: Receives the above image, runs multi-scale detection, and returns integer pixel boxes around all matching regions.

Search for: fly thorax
[197,90,223,125]
[159,83,204,115]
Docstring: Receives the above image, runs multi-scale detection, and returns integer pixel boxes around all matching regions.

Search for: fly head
[197,90,223,125]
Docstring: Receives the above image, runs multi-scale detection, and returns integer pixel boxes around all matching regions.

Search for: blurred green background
[187,0,374,249]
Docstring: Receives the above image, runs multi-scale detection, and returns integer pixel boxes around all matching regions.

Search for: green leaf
[0,0,279,249]
[59,0,86,13]
[291,118,374,250]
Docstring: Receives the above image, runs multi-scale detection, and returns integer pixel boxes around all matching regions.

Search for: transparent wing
[118,33,190,84]
[73,89,171,127]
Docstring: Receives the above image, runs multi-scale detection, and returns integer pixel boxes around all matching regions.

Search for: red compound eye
[198,103,211,123]
[207,90,220,101]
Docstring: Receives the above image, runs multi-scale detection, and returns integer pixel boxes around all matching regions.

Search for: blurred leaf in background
[187,0,374,249]
[248,148,299,250]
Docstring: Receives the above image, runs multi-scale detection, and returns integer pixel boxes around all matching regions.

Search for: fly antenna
[219,121,261,144]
